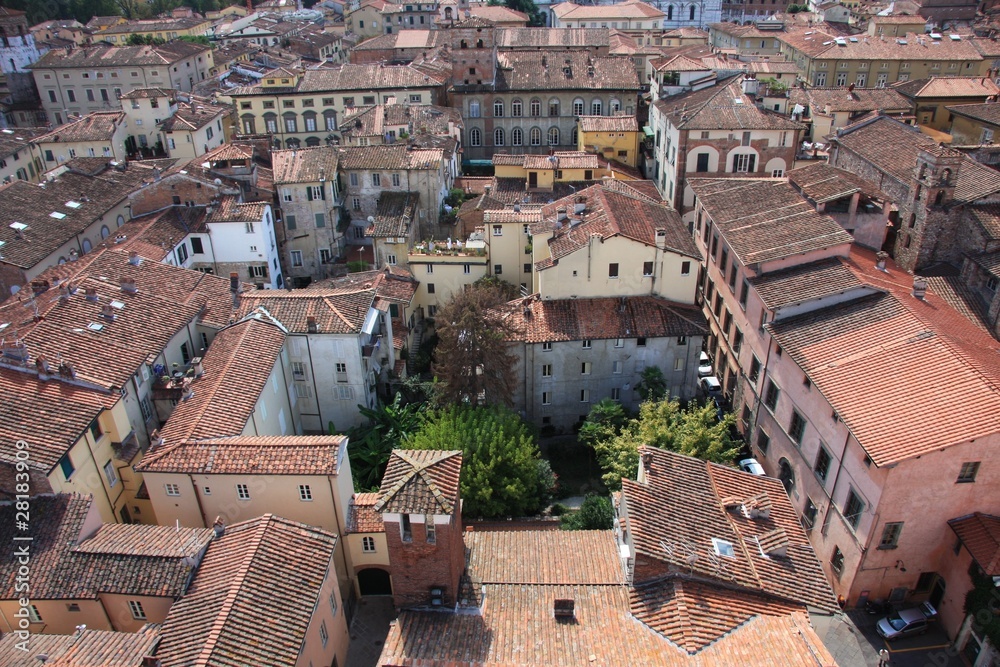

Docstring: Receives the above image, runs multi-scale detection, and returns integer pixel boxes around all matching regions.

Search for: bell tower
[896,144,964,271]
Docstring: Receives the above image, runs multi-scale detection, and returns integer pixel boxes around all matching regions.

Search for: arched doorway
[778,458,795,495]
[357,568,392,596]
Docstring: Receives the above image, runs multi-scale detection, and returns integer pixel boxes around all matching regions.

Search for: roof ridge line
[705,461,765,592]
[323,296,359,329]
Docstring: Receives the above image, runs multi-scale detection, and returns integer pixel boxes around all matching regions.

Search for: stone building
[0,7,40,75]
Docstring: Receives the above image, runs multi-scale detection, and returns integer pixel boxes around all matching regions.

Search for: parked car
[698,359,714,377]
[699,376,722,397]
[876,602,937,641]
[739,458,765,476]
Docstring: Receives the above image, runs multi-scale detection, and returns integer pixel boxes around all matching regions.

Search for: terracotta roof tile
[893,76,1000,99]
[156,515,339,667]
[494,52,639,92]
[496,26,611,48]
[947,101,1000,127]
[367,191,418,237]
[466,530,624,584]
[552,0,665,20]
[623,447,839,612]
[655,77,804,131]
[690,178,853,264]
[348,492,385,533]
[0,494,209,600]
[502,295,709,343]
[204,194,267,224]
[787,162,887,202]
[156,318,286,445]
[237,287,375,334]
[232,63,447,97]
[159,102,226,133]
[28,42,210,69]
[37,111,126,144]
[789,86,910,114]
[767,245,1000,465]
[949,513,1000,575]
[751,257,866,310]
[375,449,462,515]
[117,206,208,262]
[337,144,445,171]
[0,127,48,162]
[137,435,346,474]
[272,146,339,184]
[0,625,161,667]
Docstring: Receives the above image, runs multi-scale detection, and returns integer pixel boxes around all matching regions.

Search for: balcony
[362,335,383,358]
[112,431,141,463]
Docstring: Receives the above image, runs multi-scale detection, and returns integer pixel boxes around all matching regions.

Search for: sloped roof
[494,52,639,92]
[789,86,910,113]
[577,114,640,133]
[337,144,445,171]
[375,449,463,515]
[688,178,853,264]
[156,318,286,446]
[465,530,624,584]
[767,245,1000,465]
[622,447,839,613]
[497,26,611,48]
[655,77,804,131]
[367,191,418,237]
[272,146,339,184]
[0,624,162,667]
[0,494,211,600]
[892,76,1000,99]
[155,515,339,667]
[137,435,346,475]
[787,161,886,202]
[946,101,1000,127]
[751,257,867,310]
[231,63,447,96]
[29,42,209,69]
[236,286,375,334]
[949,513,1000,575]
[0,127,48,161]
[552,0,665,20]
[347,492,385,533]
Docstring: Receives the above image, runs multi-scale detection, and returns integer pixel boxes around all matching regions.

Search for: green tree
[578,398,628,450]
[589,399,741,490]
[561,494,614,530]
[433,282,518,408]
[126,33,166,45]
[489,0,546,26]
[407,405,548,518]
[347,393,425,491]
[177,35,212,46]
[636,366,668,401]
[965,563,1000,648]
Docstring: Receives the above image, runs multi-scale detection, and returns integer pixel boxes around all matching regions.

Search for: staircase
[407,323,424,376]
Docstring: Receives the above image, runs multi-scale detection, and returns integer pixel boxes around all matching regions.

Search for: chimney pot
[229,272,240,293]
[912,276,928,300]
[128,251,141,266]
[875,250,889,271]
[307,315,318,333]
[120,277,137,294]
[213,516,226,537]
[102,304,116,322]
[191,356,204,377]
[85,287,99,302]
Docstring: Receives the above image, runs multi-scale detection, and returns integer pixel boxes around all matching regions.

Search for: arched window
[58,256,67,264]
[494,128,504,146]
[476,38,484,48]
[81,238,92,253]
[530,127,542,146]
[445,6,453,19]
[571,127,577,146]
[548,98,559,117]
[460,39,468,48]
[282,112,297,133]
[116,214,125,228]
[548,127,559,145]
[778,458,795,494]
[324,110,336,131]
[591,99,603,115]
[610,98,621,114]
[512,99,523,117]
[689,4,696,20]
[512,127,523,146]
[241,114,256,134]
[470,128,482,146]
[494,100,504,117]
[302,111,317,132]
[305,136,321,146]
[667,5,673,19]
[286,138,300,148]
[263,113,277,134]
[572,98,584,116]
[100,225,110,239]
[530,98,541,116]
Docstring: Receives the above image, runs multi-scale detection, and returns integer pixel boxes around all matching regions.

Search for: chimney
[875,251,889,272]
[556,207,567,222]
[484,185,491,196]
[128,251,142,266]
[150,429,164,448]
[912,276,928,300]
[553,598,575,619]
[67,282,78,295]
[190,356,204,377]
[307,316,318,333]
[58,361,76,379]
[642,450,653,472]
[229,272,240,293]
[59,285,71,301]
[35,355,51,378]
[85,287,99,302]
[141,657,162,667]
[102,304,116,322]
[213,516,226,537]
[120,277,137,294]
[573,197,586,215]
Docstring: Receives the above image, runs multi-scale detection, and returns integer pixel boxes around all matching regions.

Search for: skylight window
[712,538,736,558]
[50,212,67,219]
[9,222,27,231]
[87,322,104,332]
[65,201,82,209]
[110,300,125,310]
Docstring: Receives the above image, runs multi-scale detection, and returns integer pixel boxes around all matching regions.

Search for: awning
[361,307,379,335]
[642,125,654,137]
[461,159,495,167]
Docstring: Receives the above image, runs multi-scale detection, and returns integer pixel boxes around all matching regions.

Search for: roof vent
[875,250,889,272]
[101,304,116,322]
[307,315,318,333]
[553,598,575,619]
[756,527,789,558]
[741,492,772,520]
[85,287,99,302]
[912,276,928,300]
[120,278,137,294]
[127,250,142,266]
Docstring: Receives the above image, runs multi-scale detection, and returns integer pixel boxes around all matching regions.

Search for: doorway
[357,568,393,596]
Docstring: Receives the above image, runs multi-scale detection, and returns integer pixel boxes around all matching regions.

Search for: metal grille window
[879,522,903,549]
[843,490,864,529]
[237,483,250,500]
[298,484,313,501]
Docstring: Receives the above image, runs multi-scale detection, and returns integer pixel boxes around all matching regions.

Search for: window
[392,173,400,187]
[957,461,980,483]
[530,128,541,146]
[548,127,559,145]
[530,99,541,116]
[637,337,646,347]
[749,356,761,383]
[789,411,806,444]
[542,391,551,405]
[879,522,903,549]
[299,484,313,501]
[352,197,361,211]
[843,490,865,529]
[831,547,845,574]
[494,128,504,146]
[28,605,42,623]
[362,536,376,552]
[814,447,831,482]
[426,522,436,543]
[803,498,818,529]
[469,128,481,146]
[237,483,251,500]
[494,100,504,117]
[581,362,592,375]
[103,460,118,487]
[426,264,434,274]
[291,250,303,267]
[757,429,770,455]
[591,100,603,115]
[128,600,146,620]
[349,172,358,187]
[582,339,592,349]
[734,153,756,172]
[320,621,329,648]
[89,418,103,441]
[763,381,779,410]
[401,514,412,541]
[580,389,590,402]
[609,263,619,278]
[614,338,624,348]
[59,454,75,480]
[165,483,180,496]
[612,360,623,374]
[573,98,584,116]
[643,261,654,276]
[245,222,255,234]
[542,342,552,351]
[66,603,81,612]
[494,265,503,275]
[512,128,523,146]
[372,173,381,187]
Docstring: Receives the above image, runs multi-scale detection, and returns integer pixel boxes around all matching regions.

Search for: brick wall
[129,176,224,216]
[384,508,464,608]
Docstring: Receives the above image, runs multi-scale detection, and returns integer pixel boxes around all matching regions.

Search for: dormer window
[712,538,735,558]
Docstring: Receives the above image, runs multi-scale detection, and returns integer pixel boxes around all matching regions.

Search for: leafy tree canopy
[588,398,741,490]
[347,393,425,491]
[561,494,614,530]
[407,405,549,518]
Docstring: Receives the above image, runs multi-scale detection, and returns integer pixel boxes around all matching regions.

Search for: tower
[374,449,466,609]
[896,144,964,271]
[444,17,497,86]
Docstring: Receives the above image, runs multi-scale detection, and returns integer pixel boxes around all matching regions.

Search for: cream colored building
[36,111,129,167]
[0,126,44,184]
[160,101,229,159]
[407,242,489,317]
[95,16,214,43]
[577,114,642,167]
[120,87,177,154]
[28,42,214,125]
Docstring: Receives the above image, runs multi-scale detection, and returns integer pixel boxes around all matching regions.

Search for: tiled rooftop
[0,624,161,667]
[768,245,1000,465]
[367,191,418,237]
[466,530,624,584]
[689,178,853,264]
[375,449,462,515]
[893,76,1000,99]
[949,512,1000,575]
[156,317,286,446]
[787,161,886,203]
[0,494,208,600]
[337,144,445,171]
[0,127,48,161]
[946,101,1000,127]
[232,63,447,96]
[494,52,639,92]
[204,194,267,224]
[496,26,611,48]
[156,515,339,667]
[655,77,804,131]
[116,206,208,263]
[137,435,346,475]
[237,285,375,334]
[119,86,174,100]
[788,86,910,113]
[751,257,867,310]
[503,295,708,343]
[347,492,385,533]
[28,41,210,69]
[552,0,665,20]
[272,146,339,185]
[159,102,226,133]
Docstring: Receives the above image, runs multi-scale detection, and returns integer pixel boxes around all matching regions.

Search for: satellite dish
[367,216,375,223]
